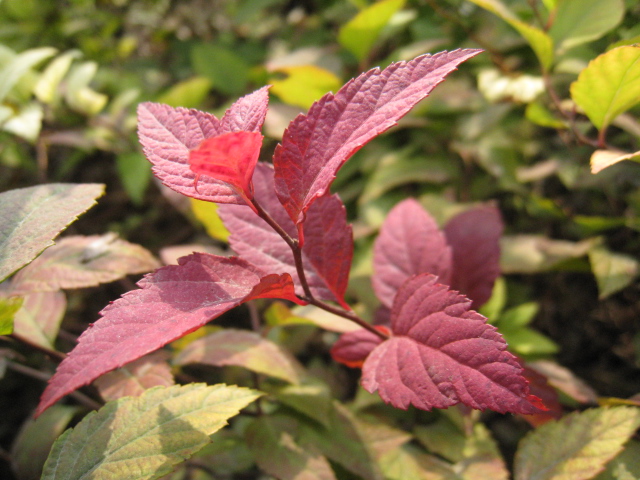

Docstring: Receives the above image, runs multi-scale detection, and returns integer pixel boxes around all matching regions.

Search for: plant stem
[250,197,389,340]
[8,333,67,362]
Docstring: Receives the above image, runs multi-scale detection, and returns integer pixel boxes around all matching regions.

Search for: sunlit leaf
[338,0,406,61]
[0,183,105,283]
[156,76,212,108]
[514,407,640,480]
[571,46,640,131]
[0,46,56,102]
[190,198,230,242]
[64,61,108,115]
[41,384,261,480]
[0,296,22,335]
[270,65,341,109]
[590,149,640,174]
[34,50,81,104]
[588,246,639,299]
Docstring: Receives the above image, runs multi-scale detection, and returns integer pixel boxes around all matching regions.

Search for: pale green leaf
[64,61,108,115]
[0,183,105,283]
[270,65,341,109]
[190,198,230,242]
[246,415,337,480]
[549,0,624,52]
[500,235,596,273]
[0,46,56,102]
[594,440,640,480]
[571,46,640,131]
[34,50,82,104]
[339,0,406,61]
[514,407,640,480]
[11,291,66,349]
[0,295,22,335]
[590,149,640,174]
[379,444,456,480]
[41,383,261,480]
[10,405,77,480]
[174,329,305,384]
[588,246,639,299]
[0,102,43,142]
[467,0,554,70]
[156,76,212,108]
[291,304,361,332]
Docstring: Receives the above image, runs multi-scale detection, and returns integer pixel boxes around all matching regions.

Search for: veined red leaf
[331,326,389,368]
[219,163,353,307]
[272,49,481,241]
[36,253,304,416]
[372,199,452,308]
[361,274,544,414]
[137,86,269,205]
[188,131,263,205]
[444,206,503,309]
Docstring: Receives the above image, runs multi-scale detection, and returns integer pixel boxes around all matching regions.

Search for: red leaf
[219,163,353,307]
[444,206,503,309]
[373,199,452,308]
[361,274,544,414]
[519,365,563,427]
[36,252,303,416]
[137,86,269,205]
[331,326,389,368]
[189,131,263,203]
[273,50,482,241]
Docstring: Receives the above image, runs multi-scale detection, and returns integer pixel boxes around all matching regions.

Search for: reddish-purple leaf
[273,49,482,240]
[331,326,389,368]
[444,206,503,309]
[36,253,303,416]
[361,274,545,414]
[219,163,353,307]
[137,86,269,205]
[189,131,263,203]
[373,199,452,308]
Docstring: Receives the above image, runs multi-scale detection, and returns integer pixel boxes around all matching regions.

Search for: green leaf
[588,246,639,299]
[593,440,640,480]
[41,383,261,480]
[190,198,230,242]
[571,46,640,131]
[116,152,152,206]
[525,102,567,129]
[467,0,554,70]
[500,235,596,273]
[338,0,406,61]
[156,76,212,108]
[174,329,306,384]
[190,44,250,96]
[499,302,539,328]
[379,444,455,480]
[501,327,560,356]
[0,183,105,283]
[0,295,22,335]
[34,50,82,104]
[0,46,56,102]
[266,379,334,427]
[479,276,507,320]
[10,405,77,480]
[514,407,640,480]
[549,0,624,52]
[246,415,337,480]
[270,65,341,109]
[64,61,108,115]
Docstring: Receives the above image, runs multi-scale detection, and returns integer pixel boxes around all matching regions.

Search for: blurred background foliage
[3,0,640,478]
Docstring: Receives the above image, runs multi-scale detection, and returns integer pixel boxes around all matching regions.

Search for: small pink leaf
[219,163,353,307]
[137,86,269,205]
[36,253,303,416]
[189,131,263,202]
[273,49,482,240]
[373,199,452,308]
[361,274,544,414]
[444,206,503,309]
[330,326,389,368]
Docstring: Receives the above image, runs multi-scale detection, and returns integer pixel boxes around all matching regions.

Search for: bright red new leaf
[272,49,482,242]
[36,253,304,416]
[444,206,503,309]
[360,274,545,414]
[218,163,353,307]
[189,131,263,204]
[137,86,269,205]
[373,198,452,308]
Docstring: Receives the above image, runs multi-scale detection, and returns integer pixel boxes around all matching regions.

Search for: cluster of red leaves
[36,49,545,417]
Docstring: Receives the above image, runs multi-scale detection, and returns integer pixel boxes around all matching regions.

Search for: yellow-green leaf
[270,65,341,109]
[549,0,624,52]
[467,0,554,70]
[34,50,81,104]
[588,246,639,299]
[571,46,640,131]
[157,76,212,108]
[41,383,261,480]
[0,295,22,335]
[525,102,567,129]
[190,198,230,242]
[338,0,406,61]
[514,407,640,480]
